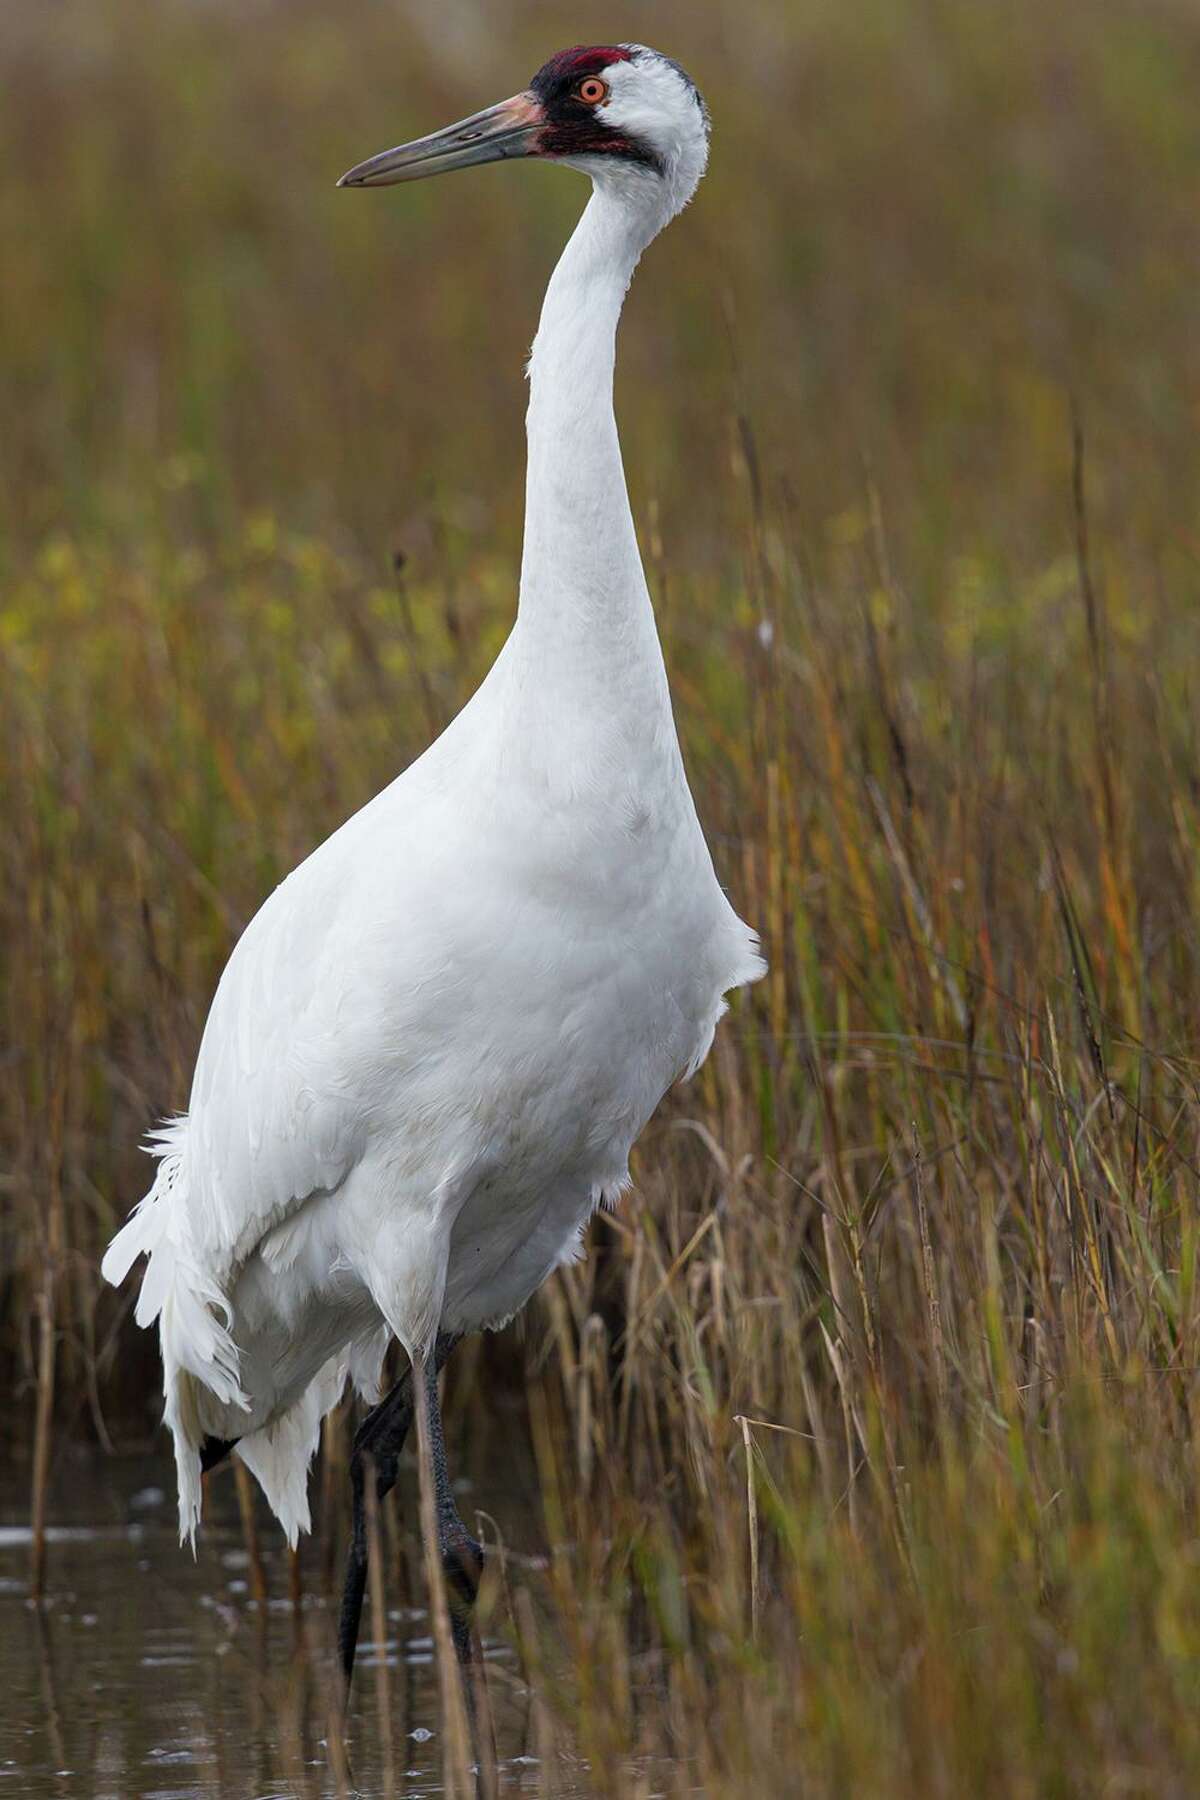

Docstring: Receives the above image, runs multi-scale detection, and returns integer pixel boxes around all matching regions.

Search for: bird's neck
[511,181,675,720]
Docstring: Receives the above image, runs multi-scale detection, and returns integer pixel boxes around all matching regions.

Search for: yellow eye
[576,77,608,105]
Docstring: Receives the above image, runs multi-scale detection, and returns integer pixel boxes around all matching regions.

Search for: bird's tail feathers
[102,1115,249,1543]
[234,1354,347,1547]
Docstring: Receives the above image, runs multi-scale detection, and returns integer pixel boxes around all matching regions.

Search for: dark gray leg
[338,1331,459,1689]
[419,1347,485,1669]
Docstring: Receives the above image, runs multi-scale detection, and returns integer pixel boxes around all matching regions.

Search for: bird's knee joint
[443,1531,484,1608]
[351,1440,399,1503]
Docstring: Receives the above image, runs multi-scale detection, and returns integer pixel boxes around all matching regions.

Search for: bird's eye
[576,77,609,105]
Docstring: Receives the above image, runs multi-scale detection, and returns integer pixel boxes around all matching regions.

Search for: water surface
[0,1451,572,1798]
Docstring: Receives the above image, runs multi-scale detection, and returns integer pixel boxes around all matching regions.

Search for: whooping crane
[102,42,764,1690]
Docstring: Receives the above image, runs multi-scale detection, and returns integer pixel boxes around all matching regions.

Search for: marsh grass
[4,0,1200,1789]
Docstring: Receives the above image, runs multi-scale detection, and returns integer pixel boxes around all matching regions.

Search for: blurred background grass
[5,0,1200,1791]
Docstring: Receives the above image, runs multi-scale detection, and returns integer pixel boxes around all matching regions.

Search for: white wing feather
[102,778,431,1541]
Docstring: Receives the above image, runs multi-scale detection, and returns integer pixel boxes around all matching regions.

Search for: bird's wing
[99,823,375,1428]
[110,701,503,1313]
[100,781,468,1530]
[180,822,381,1284]
[105,801,401,1332]
[187,939,332,1265]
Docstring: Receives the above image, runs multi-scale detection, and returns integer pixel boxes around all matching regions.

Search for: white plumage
[103,44,764,1547]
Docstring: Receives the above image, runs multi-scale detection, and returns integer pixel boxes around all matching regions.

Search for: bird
[102,42,764,1689]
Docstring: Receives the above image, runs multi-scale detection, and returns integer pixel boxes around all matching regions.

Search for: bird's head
[338,45,709,214]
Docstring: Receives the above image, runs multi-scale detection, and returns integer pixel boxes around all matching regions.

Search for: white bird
[103,42,764,1683]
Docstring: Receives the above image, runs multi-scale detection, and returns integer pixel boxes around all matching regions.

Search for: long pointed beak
[337,92,545,188]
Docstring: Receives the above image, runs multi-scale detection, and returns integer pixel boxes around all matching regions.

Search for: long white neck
[510,177,675,722]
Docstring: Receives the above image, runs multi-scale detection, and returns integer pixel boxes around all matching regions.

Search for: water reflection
[0,1454,566,1798]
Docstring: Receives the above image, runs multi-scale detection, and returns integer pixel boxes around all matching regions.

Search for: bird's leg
[415,1352,500,1793]
[418,1346,485,1669]
[338,1332,459,1690]
[411,1343,479,1793]
[338,1377,410,1688]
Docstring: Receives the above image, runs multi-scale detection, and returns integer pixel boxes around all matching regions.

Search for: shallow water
[0,1451,577,1798]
